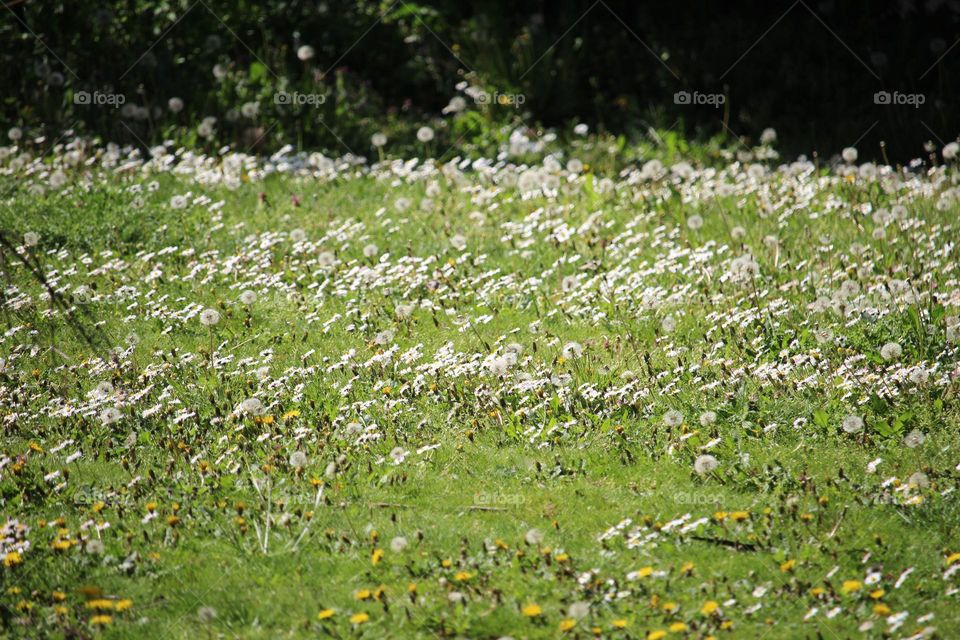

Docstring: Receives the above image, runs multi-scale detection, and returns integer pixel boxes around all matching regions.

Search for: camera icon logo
[874,91,891,105]
[74,91,91,105]
[674,91,691,105]
[274,91,291,105]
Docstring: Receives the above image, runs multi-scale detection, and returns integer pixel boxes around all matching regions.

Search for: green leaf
[249,62,268,84]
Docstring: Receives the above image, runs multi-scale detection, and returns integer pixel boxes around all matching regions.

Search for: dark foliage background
[3,0,957,160]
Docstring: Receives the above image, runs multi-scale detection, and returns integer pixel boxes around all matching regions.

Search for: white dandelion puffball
[524,528,544,545]
[199,308,221,326]
[395,303,415,320]
[317,250,336,268]
[687,214,704,230]
[908,471,930,489]
[561,341,583,359]
[694,454,719,475]
[100,407,122,425]
[240,397,263,415]
[371,132,387,147]
[760,128,777,145]
[842,415,864,434]
[8,126,23,142]
[23,231,39,247]
[374,329,395,346]
[842,147,858,164]
[416,126,435,143]
[903,429,926,449]
[561,275,579,292]
[944,141,959,161]
[168,97,184,113]
[731,225,747,241]
[297,44,315,61]
[197,606,217,623]
[390,536,408,553]
[880,342,902,361]
[487,356,511,376]
[289,451,308,469]
[85,539,105,555]
[239,290,257,305]
[699,411,717,427]
[450,234,467,251]
[661,315,677,333]
[569,601,590,619]
[290,228,307,243]
[573,123,589,136]
[663,410,684,427]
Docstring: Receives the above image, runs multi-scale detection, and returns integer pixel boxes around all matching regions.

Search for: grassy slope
[1,162,959,639]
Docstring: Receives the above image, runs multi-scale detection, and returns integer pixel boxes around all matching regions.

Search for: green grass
[1,152,959,639]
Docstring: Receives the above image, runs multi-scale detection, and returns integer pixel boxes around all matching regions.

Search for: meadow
[1,131,959,639]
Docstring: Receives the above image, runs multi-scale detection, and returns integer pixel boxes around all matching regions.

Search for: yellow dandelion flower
[869,589,885,600]
[454,571,473,582]
[701,600,719,615]
[559,618,577,631]
[730,511,749,521]
[612,619,629,629]
[317,608,335,620]
[946,552,960,565]
[355,589,372,601]
[780,559,795,572]
[873,603,891,616]
[647,631,667,640]
[522,603,543,617]
[371,548,384,565]
[86,599,114,611]
[3,551,22,567]
[680,561,694,574]
[52,591,66,602]
[115,599,133,612]
[441,558,453,568]
[841,580,862,594]
[636,566,654,578]
[90,615,113,626]
[669,621,688,632]
[350,612,369,625]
